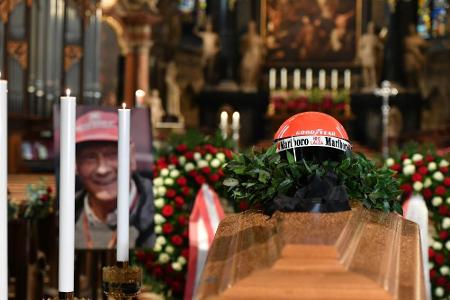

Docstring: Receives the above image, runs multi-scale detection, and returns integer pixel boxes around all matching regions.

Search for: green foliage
[223,145,402,214]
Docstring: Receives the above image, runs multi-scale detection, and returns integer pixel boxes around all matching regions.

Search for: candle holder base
[102,261,142,298]
[49,292,87,300]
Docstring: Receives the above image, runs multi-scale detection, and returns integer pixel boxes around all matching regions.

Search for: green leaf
[223,178,239,187]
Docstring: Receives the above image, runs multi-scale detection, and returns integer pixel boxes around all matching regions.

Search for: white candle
[0,74,8,298]
[331,69,338,90]
[306,69,313,90]
[232,111,240,130]
[269,68,276,90]
[293,69,301,90]
[220,111,228,139]
[59,89,76,292]
[344,69,351,90]
[280,68,288,90]
[117,103,131,262]
[318,69,326,90]
[135,89,145,108]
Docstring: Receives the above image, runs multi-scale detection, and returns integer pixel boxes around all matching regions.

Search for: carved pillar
[122,13,156,107]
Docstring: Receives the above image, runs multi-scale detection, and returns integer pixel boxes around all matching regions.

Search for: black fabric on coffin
[263,172,350,216]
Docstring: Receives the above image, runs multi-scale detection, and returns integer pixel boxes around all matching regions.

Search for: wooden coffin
[196,207,426,300]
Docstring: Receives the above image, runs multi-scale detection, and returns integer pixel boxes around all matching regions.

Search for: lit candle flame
[122,102,126,109]
[66,89,71,97]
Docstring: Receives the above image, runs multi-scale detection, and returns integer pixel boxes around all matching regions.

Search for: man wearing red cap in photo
[74,110,155,249]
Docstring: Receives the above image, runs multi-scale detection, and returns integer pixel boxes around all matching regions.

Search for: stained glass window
[418,0,449,38]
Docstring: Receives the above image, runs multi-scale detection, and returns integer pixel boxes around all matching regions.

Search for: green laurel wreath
[223,145,402,214]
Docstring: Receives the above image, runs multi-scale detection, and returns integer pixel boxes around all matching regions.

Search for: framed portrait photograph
[261,0,362,67]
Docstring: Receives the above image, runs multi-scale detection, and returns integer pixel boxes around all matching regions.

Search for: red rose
[182,187,190,196]
[171,235,183,246]
[162,223,174,234]
[436,276,447,287]
[182,229,189,238]
[188,170,198,178]
[171,280,182,292]
[429,248,435,259]
[439,205,448,215]
[423,188,432,199]
[218,169,224,177]
[185,151,194,160]
[435,185,446,196]
[418,166,428,175]
[135,250,146,261]
[169,155,179,165]
[166,189,177,198]
[157,158,168,168]
[435,253,445,265]
[430,269,437,279]
[400,184,413,194]
[175,196,185,207]
[209,173,220,182]
[47,186,53,193]
[176,144,188,153]
[195,175,206,185]
[176,177,187,186]
[439,231,449,240]
[239,201,250,211]
[177,215,187,226]
[202,167,211,174]
[390,163,401,172]
[224,149,233,159]
[152,266,163,277]
[440,167,449,174]
[412,173,423,182]
[444,177,450,187]
[181,248,189,259]
[414,160,423,167]
[40,194,49,202]
[401,153,408,160]
[426,155,434,162]
[162,205,174,217]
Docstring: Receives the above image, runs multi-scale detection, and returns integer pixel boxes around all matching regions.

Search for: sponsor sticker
[276,135,351,153]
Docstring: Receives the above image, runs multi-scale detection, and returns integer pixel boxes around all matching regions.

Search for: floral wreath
[134,142,232,298]
[385,146,450,299]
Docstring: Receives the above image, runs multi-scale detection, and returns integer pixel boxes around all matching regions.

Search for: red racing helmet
[274,112,351,161]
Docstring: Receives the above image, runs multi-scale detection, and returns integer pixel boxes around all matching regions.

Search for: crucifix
[374,81,398,159]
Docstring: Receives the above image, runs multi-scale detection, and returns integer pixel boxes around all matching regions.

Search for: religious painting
[53,105,155,250]
[261,0,362,66]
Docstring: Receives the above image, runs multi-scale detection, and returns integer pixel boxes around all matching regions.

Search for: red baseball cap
[76,110,118,143]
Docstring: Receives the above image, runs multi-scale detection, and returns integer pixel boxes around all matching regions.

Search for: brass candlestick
[102,261,142,298]
[50,292,86,300]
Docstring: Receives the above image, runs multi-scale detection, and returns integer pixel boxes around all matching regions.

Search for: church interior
[1,0,450,299]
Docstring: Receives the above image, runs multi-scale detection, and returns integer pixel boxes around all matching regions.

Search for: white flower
[156,236,167,246]
[158,253,170,264]
[193,152,201,161]
[446,240,450,250]
[447,197,450,204]
[440,266,449,275]
[154,225,162,234]
[168,164,175,170]
[432,197,443,207]
[413,181,423,192]
[205,153,213,161]
[165,245,175,254]
[154,214,166,225]
[197,160,208,168]
[428,162,437,171]
[179,156,186,165]
[177,256,187,265]
[153,243,162,252]
[433,171,444,181]
[216,152,226,162]
[412,154,423,162]
[403,164,416,176]
[429,262,434,269]
[433,241,443,250]
[154,198,165,209]
[164,178,174,186]
[170,169,180,178]
[171,262,182,271]
[439,159,449,168]
[152,187,158,196]
[403,158,412,165]
[160,168,169,177]
[385,158,395,167]
[185,162,195,172]
[434,287,444,297]
[153,177,163,187]
[442,217,450,229]
[157,186,167,197]
[211,158,221,168]
[424,177,432,188]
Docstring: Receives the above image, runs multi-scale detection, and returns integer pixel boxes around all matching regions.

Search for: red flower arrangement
[386,147,450,299]
[134,142,232,298]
